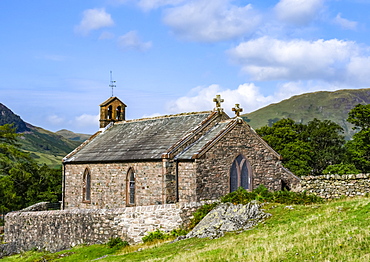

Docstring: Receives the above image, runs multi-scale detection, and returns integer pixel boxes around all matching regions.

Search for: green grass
[3,197,370,261]
[24,150,63,168]
[18,126,81,166]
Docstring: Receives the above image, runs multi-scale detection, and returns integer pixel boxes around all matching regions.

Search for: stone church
[62,95,300,209]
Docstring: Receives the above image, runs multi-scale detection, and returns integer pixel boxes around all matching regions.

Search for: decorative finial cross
[213,95,224,108]
[232,104,243,117]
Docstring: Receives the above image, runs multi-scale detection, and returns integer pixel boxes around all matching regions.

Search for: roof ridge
[117,111,213,124]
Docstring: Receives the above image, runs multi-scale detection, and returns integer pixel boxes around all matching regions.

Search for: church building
[62,95,300,209]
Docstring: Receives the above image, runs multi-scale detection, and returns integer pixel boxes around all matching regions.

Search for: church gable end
[189,119,300,201]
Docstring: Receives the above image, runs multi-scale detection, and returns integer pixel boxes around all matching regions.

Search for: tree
[256,118,346,176]
[0,124,62,212]
[302,119,346,175]
[256,119,312,176]
[346,104,370,173]
[347,104,370,130]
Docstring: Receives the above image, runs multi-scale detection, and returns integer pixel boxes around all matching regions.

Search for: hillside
[19,125,81,166]
[0,103,82,167]
[243,88,370,139]
[56,129,91,142]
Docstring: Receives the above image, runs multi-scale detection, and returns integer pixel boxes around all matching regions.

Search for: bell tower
[99,97,127,128]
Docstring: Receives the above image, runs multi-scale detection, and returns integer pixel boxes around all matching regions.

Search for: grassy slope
[4,197,370,261]
[18,126,81,167]
[55,129,91,143]
[244,88,370,139]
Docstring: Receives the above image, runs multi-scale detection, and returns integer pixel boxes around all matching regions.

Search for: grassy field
[3,197,370,261]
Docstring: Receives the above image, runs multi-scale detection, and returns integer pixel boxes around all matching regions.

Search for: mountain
[0,103,82,167]
[56,129,91,143]
[0,104,29,133]
[243,88,370,139]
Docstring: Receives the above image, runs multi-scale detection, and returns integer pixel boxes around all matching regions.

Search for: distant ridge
[243,88,370,139]
[56,129,91,143]
[0,103,83,167]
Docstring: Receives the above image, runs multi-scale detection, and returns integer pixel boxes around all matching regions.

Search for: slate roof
[64,111,214,163]
[175,120,232,160]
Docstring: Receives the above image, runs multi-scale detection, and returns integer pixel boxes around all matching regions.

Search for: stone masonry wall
[64,161,164,209]
[300,174,370,198]
[178,161,197,203]
[195,122,300,201]
[3,201,208,256]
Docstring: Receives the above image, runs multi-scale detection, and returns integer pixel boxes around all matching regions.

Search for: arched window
[230,155,251,192]
[126,168,135,206]
[107,105,113,119]
[83,168,91,202]
[281,180,291,191]
[116,106,122,120]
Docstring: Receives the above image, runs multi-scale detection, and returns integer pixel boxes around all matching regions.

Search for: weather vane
[109,71,116,97]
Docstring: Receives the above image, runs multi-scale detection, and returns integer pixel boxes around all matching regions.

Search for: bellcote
[99,97,127,128]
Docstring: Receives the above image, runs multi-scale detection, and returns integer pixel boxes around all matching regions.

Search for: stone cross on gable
[232,104,243,117]
[213,95,224,108]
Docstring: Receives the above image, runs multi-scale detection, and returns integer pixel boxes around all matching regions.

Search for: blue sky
[1,0,370,134]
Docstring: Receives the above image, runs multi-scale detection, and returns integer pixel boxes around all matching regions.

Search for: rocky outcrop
[185,201,271,240]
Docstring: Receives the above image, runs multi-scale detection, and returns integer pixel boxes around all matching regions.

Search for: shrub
[170,228,188,237]
[106,237,129,248]
[221,185,272,204]
[221,186,324,205]
[142,228,188,243]
[270,190,324,205]
[142,229,170,243]
[323,163,360,175]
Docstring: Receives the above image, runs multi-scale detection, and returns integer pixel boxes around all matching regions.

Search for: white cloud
[75,8,114,36]
[167,83,274,115]
[138,0,186,11]
[118,31,152,51]
[346,56,370,85]
[163,0,261,42]
[333,13,358,30]
[74,114,100,129]
[47,115,65,125]
[227,37,370,85]
[274,0,324,26]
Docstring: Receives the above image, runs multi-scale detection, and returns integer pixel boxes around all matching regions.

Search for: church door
[127,168,135,206]
[230,155,251,192]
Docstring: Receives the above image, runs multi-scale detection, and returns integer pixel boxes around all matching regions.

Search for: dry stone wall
[300,174,370,198]
[2,201,208,256]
